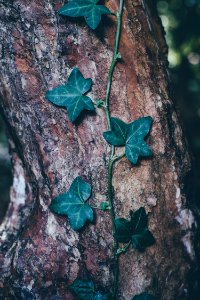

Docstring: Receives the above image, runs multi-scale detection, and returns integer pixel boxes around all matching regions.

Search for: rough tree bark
[0,0,199,299]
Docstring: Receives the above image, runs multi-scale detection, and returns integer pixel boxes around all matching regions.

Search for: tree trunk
[0,0,199,299]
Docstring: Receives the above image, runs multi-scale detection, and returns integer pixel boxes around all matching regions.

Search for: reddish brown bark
[0,0,199,299]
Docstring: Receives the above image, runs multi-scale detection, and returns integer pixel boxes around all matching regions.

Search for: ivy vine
[58,0,111,30]
[46,67,95,122]
[46,0,156,299]
[50,176,94,231]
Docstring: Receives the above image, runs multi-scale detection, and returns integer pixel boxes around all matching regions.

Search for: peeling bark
[0,0,199,299]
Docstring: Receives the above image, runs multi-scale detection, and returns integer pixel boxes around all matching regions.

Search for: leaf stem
[105,0,124,116]
[104,1,124,299]
[117,241,132,256]
[107,157,119,299]
[91,205,111,210]
[111,152,125,163]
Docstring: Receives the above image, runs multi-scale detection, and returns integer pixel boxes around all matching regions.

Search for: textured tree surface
[0,0,199,299]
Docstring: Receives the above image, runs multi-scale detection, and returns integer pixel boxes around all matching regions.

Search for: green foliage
[96,99,105,108]
[157,0,200,184]
[115,218,131,243]
[50,176,94,231]
[46,67,95,122]
[115,207,155,251]
[100,202,110,211]
[132,293,155,299]
[131,229,155,252]
[70,279,108,300]
[46,0,156,297]
[104,117,128,146]
[103,117,153,164]
[58,0,111,30]
[70,279,95,300]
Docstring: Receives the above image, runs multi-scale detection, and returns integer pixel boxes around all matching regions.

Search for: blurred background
[0,0,200,221]
[157,0,200,200]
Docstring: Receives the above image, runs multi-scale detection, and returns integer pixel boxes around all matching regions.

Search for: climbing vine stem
[47,0,155,298]
[105,0,124,113]
[107,159,118,299]
[104,1,124,298]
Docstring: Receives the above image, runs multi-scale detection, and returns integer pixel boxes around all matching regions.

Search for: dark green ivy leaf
[130,207,148,233]
[103,116,153,164]
[131,228,155,252]
[132,292,155,300]
[130,207,155,251]
[115,207,155,251]
[70,279,95,300]
[58,0,111,30]
[70,279,109,300]
[103,118,128,146]
[115,218,132,243]
[46,67,95,122]
[50,176,94,231]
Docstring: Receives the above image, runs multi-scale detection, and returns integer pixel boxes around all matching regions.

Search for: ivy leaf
[70,279,95,300]
[131,229,155,252]
[58,0,111,30]
[45,67,95,122]
[103,118,128,146]
[132,293,155,300]
[130,207,148,233]
[70,279,109,300]
[103,117,153,164]
[130,207,155,251]
[126,117,153,164]
[115,207,155,251]
[50,176,94,231]
[115,218,132,243]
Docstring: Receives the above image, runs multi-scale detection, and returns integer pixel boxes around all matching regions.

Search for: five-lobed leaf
[50,176,94,231]
[58,0,111,30]
[115,207,155,251]
[46,67,95,122]
[132,293,155,300]
[103,116,153,164]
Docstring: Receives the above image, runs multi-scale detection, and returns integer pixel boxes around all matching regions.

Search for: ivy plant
[47,0,156,299]
[70,279,109,300]
[58,0,111,30]
[115,207,155,252]
[103,117,153,164]
[46,67,95,122]
[50,176,94,231]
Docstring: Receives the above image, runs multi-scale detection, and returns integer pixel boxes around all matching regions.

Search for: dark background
[157,0,200,200]
[0,0,200,220]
